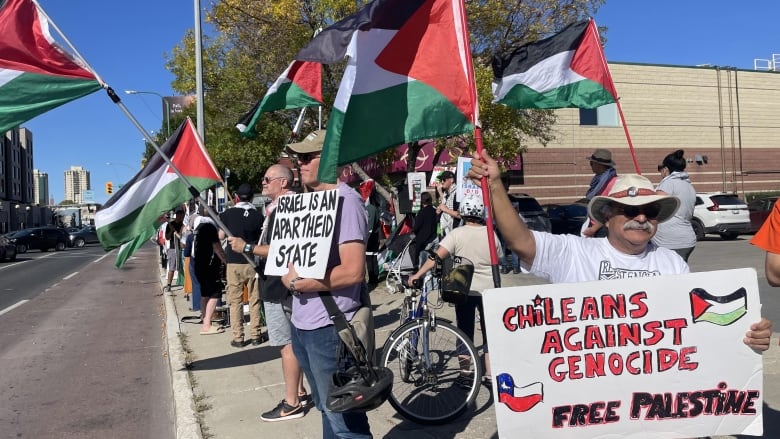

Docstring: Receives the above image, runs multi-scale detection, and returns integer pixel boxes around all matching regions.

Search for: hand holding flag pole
[456,0,501,288]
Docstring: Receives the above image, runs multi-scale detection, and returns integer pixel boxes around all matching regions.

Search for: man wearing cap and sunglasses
[468,150,772,352]
[275,129,373,437]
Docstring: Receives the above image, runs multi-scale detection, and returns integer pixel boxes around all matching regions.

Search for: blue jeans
[291,324,372,439]
[189,258,201,311]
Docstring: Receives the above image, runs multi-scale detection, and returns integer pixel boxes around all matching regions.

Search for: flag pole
[456,0,501,288]
[590,18,641,174]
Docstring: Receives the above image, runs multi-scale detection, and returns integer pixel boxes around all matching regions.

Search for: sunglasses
[262,176,284,184]
[296,152,321,164]
[612,202,662,220]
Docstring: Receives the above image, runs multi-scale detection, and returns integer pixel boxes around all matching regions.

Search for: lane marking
[0,300,29,316]
[63,272,78,280]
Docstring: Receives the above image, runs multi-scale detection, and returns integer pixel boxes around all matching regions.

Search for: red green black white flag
[236,60,323,138]
[0,0,102,134]
[492,18,618,110]
[95,118,221,257]
[295,0,476,183]
[689,287,748,326]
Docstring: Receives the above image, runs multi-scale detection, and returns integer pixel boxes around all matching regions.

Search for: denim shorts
[264,299,292,346]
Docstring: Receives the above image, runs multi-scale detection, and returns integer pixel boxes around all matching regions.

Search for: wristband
[289,276,304,295]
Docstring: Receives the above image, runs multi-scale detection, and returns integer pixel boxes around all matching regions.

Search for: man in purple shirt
[280,130,371,438]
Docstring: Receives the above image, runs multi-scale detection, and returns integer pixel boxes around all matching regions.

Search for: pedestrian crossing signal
[106,182,113,194]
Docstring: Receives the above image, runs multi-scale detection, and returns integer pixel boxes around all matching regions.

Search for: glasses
[612,203,662,220]
[262,176,284,184]
[657,164,665,172]
[296,152,321,164]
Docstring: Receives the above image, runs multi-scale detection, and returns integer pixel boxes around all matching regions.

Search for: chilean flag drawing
[496,373,544,413]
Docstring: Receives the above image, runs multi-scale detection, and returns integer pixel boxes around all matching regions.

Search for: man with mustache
[468,151,772,352]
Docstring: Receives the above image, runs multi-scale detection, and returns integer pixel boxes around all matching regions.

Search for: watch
[289,276,304,295]
[243,243,255,255]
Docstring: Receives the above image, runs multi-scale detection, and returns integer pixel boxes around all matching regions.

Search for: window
[579,103,619,127]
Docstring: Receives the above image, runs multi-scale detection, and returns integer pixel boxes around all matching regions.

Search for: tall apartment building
[64,165,90,204]
[33,169,49,206]
[0,127,35,232]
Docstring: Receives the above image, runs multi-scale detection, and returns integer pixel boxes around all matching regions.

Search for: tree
[163,0,605,185]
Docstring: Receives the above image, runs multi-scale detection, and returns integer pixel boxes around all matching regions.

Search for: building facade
[33,169,49,206]
[0,128,36,233]
[64,165,90,205]
[517,62,780,203]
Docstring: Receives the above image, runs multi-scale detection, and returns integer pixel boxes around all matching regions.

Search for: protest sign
[264,189,338,279]
[429,165,456,188]
[456,156,481,202]
[482,268,763,439]
[407,172,426,213]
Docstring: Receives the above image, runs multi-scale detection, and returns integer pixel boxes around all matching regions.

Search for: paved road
[0,245,174,439]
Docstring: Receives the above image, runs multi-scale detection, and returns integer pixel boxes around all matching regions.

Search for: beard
[623,219,655,233]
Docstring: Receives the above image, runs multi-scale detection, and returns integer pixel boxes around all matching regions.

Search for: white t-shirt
[527,231,689,283]
[439,224,503,295]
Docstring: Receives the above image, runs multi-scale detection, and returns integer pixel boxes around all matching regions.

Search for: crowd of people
[153,129,776,438]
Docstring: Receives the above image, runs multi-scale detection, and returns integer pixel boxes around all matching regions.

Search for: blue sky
[23,1,780,205]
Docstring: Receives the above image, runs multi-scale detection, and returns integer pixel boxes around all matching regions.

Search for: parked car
[0,234,17,261]
[748,197,777,233]
[508,194,552,233]
[6,227,70,253]
[69,225,99,248]
[546,202,589,235]
[691,193,751,240]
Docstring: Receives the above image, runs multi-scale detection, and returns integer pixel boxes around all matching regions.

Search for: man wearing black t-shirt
[219,183,264,347]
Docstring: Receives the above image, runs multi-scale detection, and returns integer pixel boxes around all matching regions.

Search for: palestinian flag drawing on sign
[492,18,618,110]
[689,287,748,326]
[295,0,476,183]
[95,118,221,256]
[236,60,323,138]
[0,0,102,134]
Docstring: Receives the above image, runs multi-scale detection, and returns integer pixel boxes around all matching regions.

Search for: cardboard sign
[429,165,456,188]
[482,268,763,439]
[407,172,426,214]
[264,189,338,279]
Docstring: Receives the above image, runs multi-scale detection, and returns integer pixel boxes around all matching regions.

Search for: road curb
[160,270,203,439]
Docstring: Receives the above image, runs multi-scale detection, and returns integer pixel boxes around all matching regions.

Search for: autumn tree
[164,0,605,188]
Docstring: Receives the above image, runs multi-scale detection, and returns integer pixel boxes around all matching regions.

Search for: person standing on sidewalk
[436,170,460,238]
[581,148,618,237]
[279,129,373,438]
[193,215,227,335]
[219,183,264,348]
[652,150,697,262]
[751,199,780,287]
[468,150,772,352]
[228,164,311,421]
[163,208,185,293]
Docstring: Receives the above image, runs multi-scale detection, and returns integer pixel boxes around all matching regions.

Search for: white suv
[692,193,751,240]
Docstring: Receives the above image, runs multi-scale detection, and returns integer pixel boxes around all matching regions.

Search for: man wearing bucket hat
[468,150,772,352]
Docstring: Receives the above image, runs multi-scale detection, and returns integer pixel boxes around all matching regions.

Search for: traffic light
[106,182,113,194]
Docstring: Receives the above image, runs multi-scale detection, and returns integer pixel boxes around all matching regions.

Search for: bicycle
[379,255,482,425]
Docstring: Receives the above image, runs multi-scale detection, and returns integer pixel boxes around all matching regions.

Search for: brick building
[518,62,780,203]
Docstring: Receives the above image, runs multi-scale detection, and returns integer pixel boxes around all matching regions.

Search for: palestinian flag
[95,118,220,255]
[689,287,748,326]
[236,60,323,138]
[0,0,102,134]
[114,223,158,268]
[295,0,475,183]
[492,18,618,110]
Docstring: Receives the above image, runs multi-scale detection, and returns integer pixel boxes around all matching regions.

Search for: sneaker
[163,285,171,293]
[230,339,245,348]
[260,400,305,422]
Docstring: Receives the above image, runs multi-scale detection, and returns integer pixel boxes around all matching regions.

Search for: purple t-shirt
[291,183,368,330]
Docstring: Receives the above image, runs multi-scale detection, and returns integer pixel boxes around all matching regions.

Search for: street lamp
[14,204,20,230]
[125,90,170,137]
[25,206,31,228]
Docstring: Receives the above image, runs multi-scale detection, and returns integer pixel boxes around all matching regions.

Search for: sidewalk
[160,260,780,438]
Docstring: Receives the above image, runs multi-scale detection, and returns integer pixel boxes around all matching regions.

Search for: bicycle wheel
[380,318,482,425]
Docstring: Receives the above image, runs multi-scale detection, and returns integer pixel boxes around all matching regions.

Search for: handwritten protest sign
[483,268,763,439]
[264,189,338,279]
